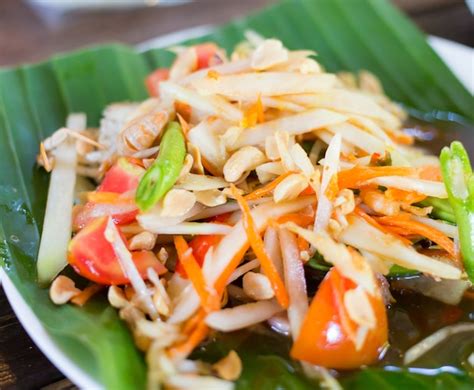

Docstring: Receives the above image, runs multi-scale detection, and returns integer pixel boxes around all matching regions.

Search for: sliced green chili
[135,121,186,211]
[440,141,474,283]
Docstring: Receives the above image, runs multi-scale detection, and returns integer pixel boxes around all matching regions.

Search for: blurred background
[0,0,473,67]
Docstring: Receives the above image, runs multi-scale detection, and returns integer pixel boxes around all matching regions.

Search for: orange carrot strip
[182,309,206,335]
[168,318,209,359]
[71,284,103,307]
[300,185,315,196]
[241,96,264,128]
[376,215,457,258]
[388,131,414,145]
[338,166,415,189]
[418,165,443,182]
[325,174,339,201]
[86,191,127,204]
[384,188,427,205]
[231,184,289,308]
[244,172,295,201]
[214,244,249,296]
[354,206,412,246]
[277,213,314,227]
[174,236,219,312]
[297,234,310,253]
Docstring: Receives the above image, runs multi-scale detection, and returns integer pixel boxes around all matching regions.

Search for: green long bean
[440,141,474,283]
[418,197,456,224]
[135,121,186,211]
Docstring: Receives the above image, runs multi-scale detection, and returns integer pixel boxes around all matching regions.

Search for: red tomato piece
[72,203,138,231]
[68,216,166,285]
[175,214,230,278]
[291,268,388,369]
[175,234,222,278]
[98,157,145,194]
[196,43,219,69]
[145,68,169,97]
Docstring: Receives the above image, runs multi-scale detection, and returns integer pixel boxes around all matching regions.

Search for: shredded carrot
[325,174,339,201]
[244,171,295,201]
[376,214,457,258]
[207,70,220,79]
[338,166,415,189]
[353,206,412,245]
[86,191,135,205]
[174,236,220,312]
[418,165,443,181]
[168,317,209,359]
[384,188,427,205]
[388,131,414,145]
[182,309,206,335]
[231,184,289,308]
[87,191,119,203]
[297,234,310,253]
[71,284,103,307]
[241,95,264,128]
[300,185,315,196]
[277,213,314,227]
[214,243,250,296]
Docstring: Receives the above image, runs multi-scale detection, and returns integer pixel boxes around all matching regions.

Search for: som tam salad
[36,34,474,389]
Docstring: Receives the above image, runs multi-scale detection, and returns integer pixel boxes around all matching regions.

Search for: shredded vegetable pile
[37,34,473,388]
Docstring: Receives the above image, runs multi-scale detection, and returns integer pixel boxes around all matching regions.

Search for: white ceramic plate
[1,32,472,389]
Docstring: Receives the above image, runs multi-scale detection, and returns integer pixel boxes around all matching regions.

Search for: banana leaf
[0,0,473,388]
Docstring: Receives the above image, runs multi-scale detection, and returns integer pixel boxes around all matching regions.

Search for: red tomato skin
[72,204,138,231]
[291,268,388,369]
[145,68,169,97]
[196,43,219,69]
[174,214,230,277]
[68,216,166,285]
[98,158,144,194]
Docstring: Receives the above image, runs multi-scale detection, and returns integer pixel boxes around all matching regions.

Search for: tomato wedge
[291,268,388,369]
[68,216,166,285]
[145,68,169,97]
[73,158,144,231]
[72,202,138,231]
[175,213,231,278]
[175,234,221,278]
[98,157,145,194]
[195,43,220,69]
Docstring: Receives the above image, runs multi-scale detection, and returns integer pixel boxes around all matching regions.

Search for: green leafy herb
[135,121,185,211]
[440,141,474,283]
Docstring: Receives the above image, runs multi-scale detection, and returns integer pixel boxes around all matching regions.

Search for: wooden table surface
[0,0,472,389]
